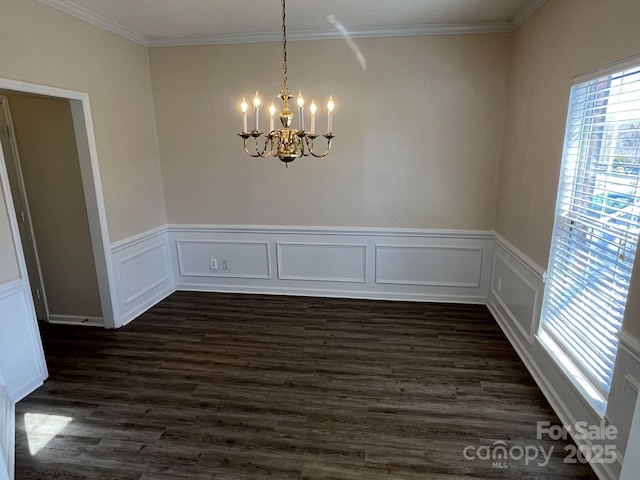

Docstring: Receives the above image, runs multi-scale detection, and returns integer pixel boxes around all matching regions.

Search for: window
[540,59,640,415]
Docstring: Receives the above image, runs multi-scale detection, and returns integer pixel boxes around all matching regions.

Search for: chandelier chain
[281,0,288,92]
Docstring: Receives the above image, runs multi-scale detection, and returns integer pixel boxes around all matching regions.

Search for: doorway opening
[0,93,102,325]
[0,79,115,329]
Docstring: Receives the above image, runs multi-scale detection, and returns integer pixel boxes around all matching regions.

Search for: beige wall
[0,0,166,243]
[495,0,640,265]
[495,0,640,337]
[150,34,510,229]
[4,93,101,317]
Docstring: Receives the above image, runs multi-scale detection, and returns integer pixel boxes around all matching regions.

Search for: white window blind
[540,63,640,411]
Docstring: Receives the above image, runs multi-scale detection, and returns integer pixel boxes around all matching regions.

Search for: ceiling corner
[511,0,548,30]
[37,0,150,46]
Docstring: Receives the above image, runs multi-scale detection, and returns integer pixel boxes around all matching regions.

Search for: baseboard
[47,315,104,327]
[118,284,176,327]
[175,282,488,304]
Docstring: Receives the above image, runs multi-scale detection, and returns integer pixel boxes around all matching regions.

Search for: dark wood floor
[15,292,597,479]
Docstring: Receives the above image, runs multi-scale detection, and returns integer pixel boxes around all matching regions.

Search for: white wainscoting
[488,234,621,480]
[277,243,366,283]
[178,241,271,279]
[609,331,640,468]
[376,244,483,287]
[0,367,14,480]
[620,373,640,480]
[168,225,494,303]
[490,249,541,344]
[110,226,175,327]
[0,279,47,402]
[0,446,9,480]
[0,277,46,480]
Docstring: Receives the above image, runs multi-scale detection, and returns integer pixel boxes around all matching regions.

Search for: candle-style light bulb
[240,97,248,133]
[297,90,305,131]
[327,96,335,133]
[309,101,317,135]
[269,103,276,132]
[253,91,261,131]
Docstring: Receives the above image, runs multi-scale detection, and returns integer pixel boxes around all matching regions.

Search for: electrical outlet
[223,260,229,270]
[209,258,218,270]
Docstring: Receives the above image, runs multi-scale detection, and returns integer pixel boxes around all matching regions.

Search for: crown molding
[147,22,514,47]
[39,0,547,48]
[38,0,150,46]
[511,0,548,29]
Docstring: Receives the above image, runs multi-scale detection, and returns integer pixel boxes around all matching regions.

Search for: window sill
[537,332,607,418]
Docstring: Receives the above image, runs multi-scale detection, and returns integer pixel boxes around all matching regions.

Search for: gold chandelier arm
[238,132,274,158]
[304,133,335,158]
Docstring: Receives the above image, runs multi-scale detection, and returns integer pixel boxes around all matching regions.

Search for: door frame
[0,78,116,329]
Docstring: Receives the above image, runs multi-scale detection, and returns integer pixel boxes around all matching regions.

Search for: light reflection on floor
[23,413,72,456]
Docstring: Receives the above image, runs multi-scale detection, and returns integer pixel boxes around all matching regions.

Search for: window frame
[538,56,640,416]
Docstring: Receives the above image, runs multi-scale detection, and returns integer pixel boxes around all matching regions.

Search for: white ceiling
[38,0,547,47]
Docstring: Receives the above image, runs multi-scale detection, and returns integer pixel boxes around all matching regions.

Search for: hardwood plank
[15,292,598,479]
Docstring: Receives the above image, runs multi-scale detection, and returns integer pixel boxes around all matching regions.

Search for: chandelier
[238,0,336,164]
